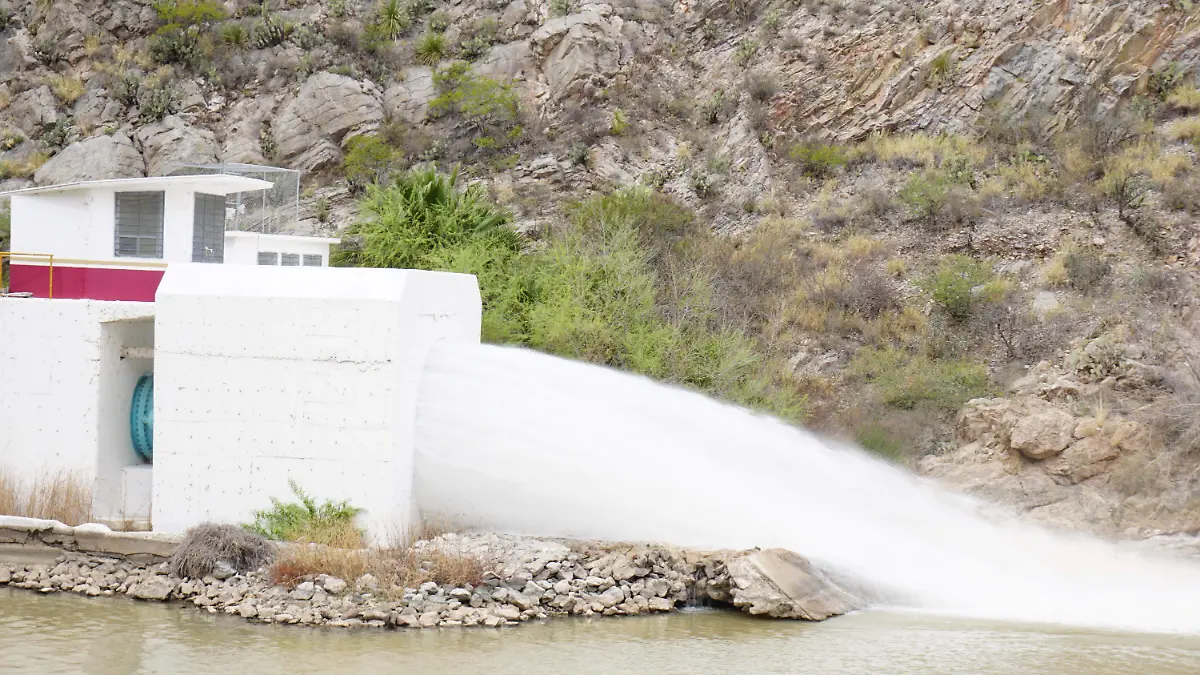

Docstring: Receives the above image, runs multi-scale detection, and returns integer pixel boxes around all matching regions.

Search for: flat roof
[0,174,274,198]
[225,231,341,244]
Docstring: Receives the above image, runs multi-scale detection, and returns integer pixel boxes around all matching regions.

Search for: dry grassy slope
[2,0,1200,533]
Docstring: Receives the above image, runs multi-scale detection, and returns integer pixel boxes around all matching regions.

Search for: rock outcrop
[273,72,384,172]
[699,548,861,621]
[33,133,144,184]
[135,116,219,177]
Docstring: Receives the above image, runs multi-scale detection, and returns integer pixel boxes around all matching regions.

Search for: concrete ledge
[0,516,181,563]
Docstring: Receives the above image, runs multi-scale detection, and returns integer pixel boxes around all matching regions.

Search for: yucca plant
[414,30,446,65]
[374,0,411,39]
[219,21,249,47]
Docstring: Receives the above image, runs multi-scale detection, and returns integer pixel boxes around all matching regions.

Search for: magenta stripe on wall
[10,264,165,302]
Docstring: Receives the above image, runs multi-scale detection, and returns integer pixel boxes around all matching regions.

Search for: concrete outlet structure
[1,263,481,540]
[151,264,481,541]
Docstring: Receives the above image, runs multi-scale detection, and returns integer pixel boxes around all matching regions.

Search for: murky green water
[4,588,1200,674]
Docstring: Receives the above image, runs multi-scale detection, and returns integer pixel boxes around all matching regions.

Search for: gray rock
[320,576,347,594]
[129,576,175,601]
[9,86,60,136]
[529,11,630,100]
[1010,407,1076,460]
[135,115,220,177]
[492,604,521,621]
[648,597,673,612]
[383,68,435,125]
[274,72,383,171]
[419,581,439,594]
[709,549,860,621]
[292,581,316,600]
[356,574,379,593]
[483,615,504,627]
[597,585,625,608]
[211,561,236,581]
[34,134,145,185]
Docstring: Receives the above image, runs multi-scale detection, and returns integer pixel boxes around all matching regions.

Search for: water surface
[4,588,1200,674]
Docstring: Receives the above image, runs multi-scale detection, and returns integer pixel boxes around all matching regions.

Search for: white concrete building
[3,175,339,302]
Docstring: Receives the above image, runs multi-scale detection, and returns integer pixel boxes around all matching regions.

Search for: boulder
[383,68,435,125]
[273,72,384,171]
[705,549,861,621]
[34,134,145,184]
[136,116,220,176]
[218,95,280,165]
[1009,406,1076,460]
[9,86,61,136]
[129,576,176,601]
[530,11,631,100]
[1042,436,1121,484]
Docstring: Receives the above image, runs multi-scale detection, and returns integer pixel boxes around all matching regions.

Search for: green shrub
[429,61,522,152]
[138,81,178,122]
[373,0,412,39]
[850,347,992,413]
[246,479,363,543]
[922,255,995,321]
[414,31,446,65]
[219,21,249,47]
[733,39,759,68]
[337,172,809,423]
[550,0,577,16]
[251,14,292,49]
[788,141,847,178]
[1064,248,1111,294]
[0,8,11,33]
[150,0,227,67]
[343,134,403,192]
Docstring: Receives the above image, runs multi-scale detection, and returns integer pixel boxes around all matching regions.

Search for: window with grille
[114,192,165,258]
[302,254,323,267]
[257,252,278,265]
[280,253,300,266]
[192,193,226,263]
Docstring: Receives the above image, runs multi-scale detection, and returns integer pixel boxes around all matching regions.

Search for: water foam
[414,342,1200,634]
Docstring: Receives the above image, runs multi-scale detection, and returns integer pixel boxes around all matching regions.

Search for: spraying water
[414,342,1200,634]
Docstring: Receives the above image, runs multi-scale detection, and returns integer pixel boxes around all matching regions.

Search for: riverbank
[0,516,859,629]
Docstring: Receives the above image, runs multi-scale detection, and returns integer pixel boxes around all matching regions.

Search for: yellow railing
[1,252,54,299]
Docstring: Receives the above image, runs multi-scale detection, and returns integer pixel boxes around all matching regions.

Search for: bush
[788,141,847,178]
[138,81,178,122]
[733,39,759,68]
[251,14,292,49]
[343,134,403,192]
[1063,248,1111,294]
[219,21,249,47]
[414,31,446,65]
[169,523,274,578]
[922,255,995,321]
[1149,62,1187,101]
[550,0,577,16]
[47,75,85,105]
[849,347,992,413]
[373,0,412,39]
[246,479,364,545]
[149,0,227,67]
[338,173,809,423]
[1167,86,1200,114]
[429,61,522,152]
[744,72,779,101]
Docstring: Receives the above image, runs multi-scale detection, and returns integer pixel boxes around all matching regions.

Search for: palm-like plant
[414,31,446,65]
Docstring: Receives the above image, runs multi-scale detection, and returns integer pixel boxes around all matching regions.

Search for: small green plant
[315,197,331,223]
[374,0,412,39]
[850,347,992,413]
[429,61,522,152]
[138,81,177,122]
[922,255,995,321]
[926,50,955,88]
[567,142,590,166]
[259,121,277,159]
[733,39,759,68]
[761,8,781,36]
[550,0,577,16]
[219,21,249,47]
[246,479,364,543]
[343,134,402,192]
[414,30,446,65]
[40,118,72,150]
[32,35,63,66]
[1149,62,1187,101]
[251,14,292,48]
[327,0,348,18]
[610,108,629,135]
[1064,248,1112,294]
[690,171,715,198]
[788,141,847,178]
[149,0,228,67]
[427,10,451,31]
[0,8,11,32]
[0,129,23,151]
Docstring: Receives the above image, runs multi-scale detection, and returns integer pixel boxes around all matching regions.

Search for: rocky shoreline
[0,522,860,630]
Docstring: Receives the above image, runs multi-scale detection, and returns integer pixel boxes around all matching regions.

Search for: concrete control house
[0,173,482,542]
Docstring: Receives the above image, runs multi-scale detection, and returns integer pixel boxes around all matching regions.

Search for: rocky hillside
[4,0,1200,537]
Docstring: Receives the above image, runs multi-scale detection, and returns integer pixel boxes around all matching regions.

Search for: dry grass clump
[268,540,488,595]
[46,75,85,105]
[864,132,987,169]
[0,468,93,525]
[169,523,275,578]
[1168,116,1200,143]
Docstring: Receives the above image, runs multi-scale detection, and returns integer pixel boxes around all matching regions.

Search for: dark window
[257,252,279,265]
[114,192,164,258]
[302,254,323,267]
[192,193,226,263]
[281,253,300,266]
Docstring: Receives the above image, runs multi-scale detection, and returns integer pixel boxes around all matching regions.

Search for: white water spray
[414,343,1200,634]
